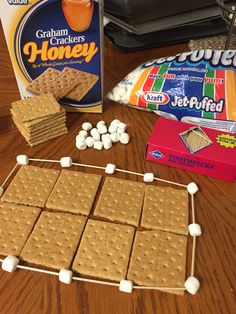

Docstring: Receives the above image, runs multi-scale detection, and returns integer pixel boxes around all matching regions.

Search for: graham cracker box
[0,0,103,113]
[146,117,236,182]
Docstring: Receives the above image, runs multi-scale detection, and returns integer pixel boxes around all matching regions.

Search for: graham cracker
[28,129,68,147]
[11,94,61,123]
[72,220,135,281]
[1,165,60,207]
[20,211,86,269]
[65,71,99,101]
[26,68,70,99]
[141,186,189,235]
[0,203,41,256]
[46,170,101,215]
[94,177,145,226]
[127,230,187,295]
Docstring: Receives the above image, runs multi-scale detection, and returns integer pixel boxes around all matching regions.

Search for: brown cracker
[1,165,60,207]
[11,94,61,123]
[141,186,189,235]
[46,170,101,215]
[72,219,135,281]
[127,230,187,295]
[20,211,86,269]
[0,203,41,256]
[66,71,99,101]
[28,129,68,147]
[94,177,145,226]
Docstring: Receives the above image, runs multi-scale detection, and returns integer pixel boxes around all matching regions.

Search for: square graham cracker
[1,165,60,207]
[46,170,101,215]
[26,68,81,99]
[72,219,135,281]
[65,71,99,101]
[94,177,146,226]
[127,230,187,295]
[0,203,41,256]
[141,186,189,235]
[20,211,86,269]
[11,94,61,123]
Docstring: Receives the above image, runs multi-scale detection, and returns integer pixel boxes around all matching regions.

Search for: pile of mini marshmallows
[76,119,130,151]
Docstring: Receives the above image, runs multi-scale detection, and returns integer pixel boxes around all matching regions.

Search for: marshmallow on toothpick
[189,223,202,236]
[119,280,133,293]
[59,269,73,284]
[16,155,29,165]
[2,255,19,272]
[60,157,72,168]
[105,163,116,174]
[143,173,154,183]
[184,276,200,295]
[187,182,198,195]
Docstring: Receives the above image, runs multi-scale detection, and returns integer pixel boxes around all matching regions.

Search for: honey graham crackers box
[0,0,103,113]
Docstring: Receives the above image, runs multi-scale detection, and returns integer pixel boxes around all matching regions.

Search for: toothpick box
[146,118,236,182]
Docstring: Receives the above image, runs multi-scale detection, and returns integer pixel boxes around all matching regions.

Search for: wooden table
[0,23,235,314]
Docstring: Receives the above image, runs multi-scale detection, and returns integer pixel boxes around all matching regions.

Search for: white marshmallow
[108,125,117,133]
[184,276,200,295]
[103,139,112,150]
[119,280,133,293]
[110,119,120,127]
[143,173,154,183]
[91,128,100,141]
[105,163,116,174]
[117,122,127,132]
[2,255,19,272]
[0,187,4,197]
[76,139,87,150]
[120,133,130,144]
[101,134,111,142]
[96,121,105,128]
[110,133,120,143]
[59,269,73,284]
[76,134,85,143]
[85,136,95,148]
[97,124,107,135]
[117,128,123,134]
[82,122,92,131]
[16,155,29,165]
[94,141,103,150]
[60,157,72,168]
[187,182,199,195]
[78,130,88,139]
[189,223,202,236]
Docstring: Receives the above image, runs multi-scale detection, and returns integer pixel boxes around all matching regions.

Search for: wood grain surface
[0,23,236,314]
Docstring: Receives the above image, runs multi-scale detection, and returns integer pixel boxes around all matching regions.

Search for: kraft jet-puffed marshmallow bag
[108,50,236,132]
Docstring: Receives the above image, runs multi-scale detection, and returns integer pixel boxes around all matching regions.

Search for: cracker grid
[94,177,146,226]
[0,203,41,256]
[141,185,189,235]
[20,211,86,269]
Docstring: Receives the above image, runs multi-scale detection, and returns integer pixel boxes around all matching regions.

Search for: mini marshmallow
[59,269,73,284]
[82,122,93,131]
[119,280,133,293]
[108,125,117,133]
[110,133,120,143]
[117,128,123,134]
[110,119,120,127]
[105,163,116,174]
[120,133,130,144]
[0,187,4,197]
[60,157,72,168]
[187,182,199,195]
[189,223,202,236]
[94,141,103,150]
[76,139,87,150]
[101,134,111,142]
[91,128,100,141]
[184,276,200,295]
[16,155,29,165]
[143,173,154,183]
[96,121,105,128]
[103,139,112,150]
[85,136,95,148]
[97,124,107,135]
[117,122,127,132]
[78,130,88,139]
[2,255,19,272]
[76,134,85,142]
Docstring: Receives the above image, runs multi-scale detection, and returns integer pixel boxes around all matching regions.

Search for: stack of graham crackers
[11,94,68,146]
